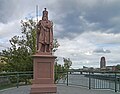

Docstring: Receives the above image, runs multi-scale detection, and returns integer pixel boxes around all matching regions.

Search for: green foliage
[0,19,60,73]
[0,56,7,72]
[63,58,72,71]
[0,18,71,83]
[54,60,64,82]
[53,39,60,52]
[0,61,5,72]
[1,19,36,72]
[55,58,72,82]
[21,20,36,54]
[116,64,120,71]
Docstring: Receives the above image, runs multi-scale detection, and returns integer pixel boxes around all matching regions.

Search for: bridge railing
[57,70,120,92]
[1,71,120,92]
[0,71,33,90]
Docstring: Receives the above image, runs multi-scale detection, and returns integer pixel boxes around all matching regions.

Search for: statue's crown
[42,8,48,20]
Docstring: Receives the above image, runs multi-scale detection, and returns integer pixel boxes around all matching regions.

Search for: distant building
[106,66,116,71]
[100,56,106,69]
[82,66,94,71]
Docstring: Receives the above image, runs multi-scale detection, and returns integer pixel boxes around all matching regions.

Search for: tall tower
[100,56,106,69]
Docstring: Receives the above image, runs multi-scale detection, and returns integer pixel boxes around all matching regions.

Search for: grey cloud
[93,48,111,54]
[84,1,120,34]
[0,0,38,23]
[1,0,120,38]
[0,0,21,23]
[107,60,120,65]
[49,0,120,39]
[0,0,14,23]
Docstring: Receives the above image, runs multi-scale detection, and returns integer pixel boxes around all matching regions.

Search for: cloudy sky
[0,0,120,68]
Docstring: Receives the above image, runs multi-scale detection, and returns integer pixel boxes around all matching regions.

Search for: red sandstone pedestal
[30,54,57,94]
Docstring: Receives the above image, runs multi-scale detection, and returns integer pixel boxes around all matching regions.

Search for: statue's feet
[36,50,39,53]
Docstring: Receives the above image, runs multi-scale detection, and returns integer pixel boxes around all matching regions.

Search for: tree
[53,39,60,52]
[63,58,72,71]
[115,64,120,71]
[1,19,60,72]
[0,56,5,72]
[54,58,72,83]
[55,64,64,82]
[0,19,61,84]
[1,19,36,72]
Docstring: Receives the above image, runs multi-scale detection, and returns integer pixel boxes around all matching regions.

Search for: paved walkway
[0,85,119,94]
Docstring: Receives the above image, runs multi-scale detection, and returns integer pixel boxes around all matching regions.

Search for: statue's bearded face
[43,17,47,21]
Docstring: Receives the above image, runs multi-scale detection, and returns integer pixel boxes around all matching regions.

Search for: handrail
[0,71,33,75]
[0,71,33,90]
[0,70,120,92]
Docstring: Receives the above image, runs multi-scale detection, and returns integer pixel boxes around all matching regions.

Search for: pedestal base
[30,84,57,94]
[30,54,57,94]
